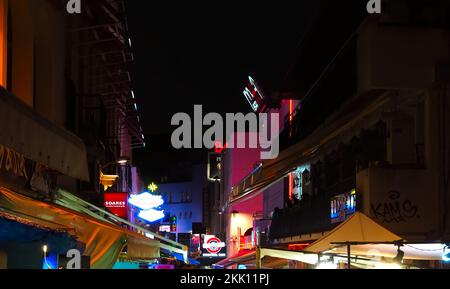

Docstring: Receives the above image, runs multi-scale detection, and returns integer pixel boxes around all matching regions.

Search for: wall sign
[202,235,226,258]
[128,192,164,210]
[128,192,165,223]
[331,189,357,224]
[208,153,222,181]
[242,76,266,113]
[138,209,165,223]
[104,193,128,219]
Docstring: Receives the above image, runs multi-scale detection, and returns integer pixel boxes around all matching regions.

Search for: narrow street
[0,0,450,282]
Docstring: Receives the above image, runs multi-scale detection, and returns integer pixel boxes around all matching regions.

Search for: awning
[260,248,318,265]
[328,243,447,261]
[213,250,255,268]
[126,236,160,260]
[229,90,390,205]
[0,187,160,268]
[0,211,85,255]
[55,189,188,260]
[305,212,402,253]
[0,87,89,181]
[170,252,201,265]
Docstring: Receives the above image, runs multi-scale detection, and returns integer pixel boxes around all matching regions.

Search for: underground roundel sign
[202,235,226,257]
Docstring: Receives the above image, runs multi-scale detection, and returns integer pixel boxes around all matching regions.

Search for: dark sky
[125,1,366,181]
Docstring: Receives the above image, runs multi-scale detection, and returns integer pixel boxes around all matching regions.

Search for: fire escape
[70,0,145,165]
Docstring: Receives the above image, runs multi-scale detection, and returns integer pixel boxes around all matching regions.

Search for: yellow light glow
[99,171,119,191]
[148,182,158,193]
[374,262,402,269]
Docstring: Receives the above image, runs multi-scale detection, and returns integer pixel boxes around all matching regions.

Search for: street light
[116,156,130,166]
[99,157,130,192]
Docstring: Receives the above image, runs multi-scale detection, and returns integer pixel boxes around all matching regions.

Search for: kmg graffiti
[371,190,419,223]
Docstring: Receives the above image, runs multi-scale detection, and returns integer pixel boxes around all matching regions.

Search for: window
[180,191,192,203]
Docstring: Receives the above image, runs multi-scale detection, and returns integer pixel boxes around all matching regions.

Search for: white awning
[0,87,89,181]
[305,212,403,253]
[260,248,319,265]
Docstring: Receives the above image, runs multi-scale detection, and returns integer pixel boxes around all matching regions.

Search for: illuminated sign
[331,189,357,224]
[159,225,171,233]
[148,182,158,193]
[138,209,165,223]
[202,235,226,258]
[291,164,311,200]
[171,216,177,232]
[128,192,164,210]
[104,193,128,219]
[128,192,165,223]
[208,153,222,181]
[242,76,266,113]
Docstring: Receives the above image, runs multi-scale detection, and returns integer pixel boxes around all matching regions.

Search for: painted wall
[358,167,439,240]
[158,164,207,234]
[263,179,284,219]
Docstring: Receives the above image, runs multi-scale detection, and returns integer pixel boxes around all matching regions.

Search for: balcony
[269,194,336,240]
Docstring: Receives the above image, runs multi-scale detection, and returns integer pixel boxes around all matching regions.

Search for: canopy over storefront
[305,212,403,253]
[0,87,89,181]
[0,187,167,268]
[213,249,255,269]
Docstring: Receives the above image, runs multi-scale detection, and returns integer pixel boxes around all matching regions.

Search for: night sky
[126,1,366,181]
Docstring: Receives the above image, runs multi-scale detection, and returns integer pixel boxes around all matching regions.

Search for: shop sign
[331,189,357,224]
[208,153,222,181]
[104,193,128,219]
[0,144,31,186]
[0,144,29,178]
[242,76,266,113]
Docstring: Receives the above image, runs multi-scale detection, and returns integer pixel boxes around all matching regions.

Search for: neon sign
[128,192,165,223]
[138,209,165,223]
[331,189,357,224]
[148,182,158,193]
[242,76,266,113]
[128,192,164,210]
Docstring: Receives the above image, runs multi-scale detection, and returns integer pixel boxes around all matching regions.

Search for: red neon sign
[243,76,266,113]
[214,141,228,154]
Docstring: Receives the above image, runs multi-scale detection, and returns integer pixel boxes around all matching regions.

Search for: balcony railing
[269,194,337,240]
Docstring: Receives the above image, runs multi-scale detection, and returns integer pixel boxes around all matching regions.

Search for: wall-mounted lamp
[116,156,130,166]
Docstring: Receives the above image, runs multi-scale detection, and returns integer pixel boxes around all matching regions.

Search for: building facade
[218,1,450,269]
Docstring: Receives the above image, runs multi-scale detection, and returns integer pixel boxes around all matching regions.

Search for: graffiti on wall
[371,190,420,223]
